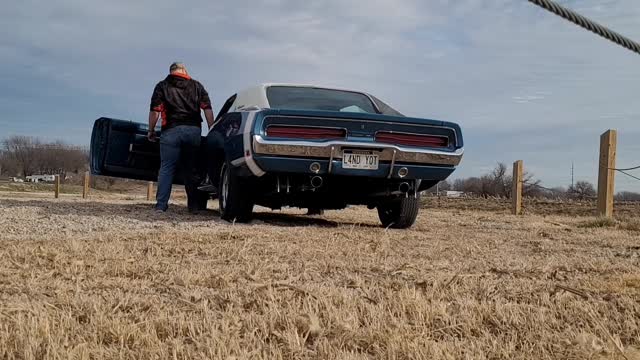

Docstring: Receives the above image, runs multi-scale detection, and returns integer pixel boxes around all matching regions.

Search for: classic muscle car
[90,84,464,228]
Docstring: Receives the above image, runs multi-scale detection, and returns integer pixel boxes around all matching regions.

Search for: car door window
[218,112,243,138]
[215,94,238,122]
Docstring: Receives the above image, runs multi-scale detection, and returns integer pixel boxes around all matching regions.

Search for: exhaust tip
[311,176,323,188]
[310,162,321,174]
[399,182,410,193]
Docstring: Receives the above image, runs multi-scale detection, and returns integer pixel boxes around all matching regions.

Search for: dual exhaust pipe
[311,176,323,188]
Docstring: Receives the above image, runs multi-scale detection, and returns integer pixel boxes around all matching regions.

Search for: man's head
[169,62,188,75]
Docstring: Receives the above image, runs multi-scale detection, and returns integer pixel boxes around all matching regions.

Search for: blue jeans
[156,125,201,211]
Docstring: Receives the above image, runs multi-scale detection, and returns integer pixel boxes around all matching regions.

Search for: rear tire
[377,195,420,229]
[219,162,254,223]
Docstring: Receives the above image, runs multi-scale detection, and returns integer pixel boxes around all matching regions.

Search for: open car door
[90,117,208,184]
[90,117,160,181]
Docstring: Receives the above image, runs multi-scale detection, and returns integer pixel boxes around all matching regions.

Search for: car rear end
[251,109,462,182]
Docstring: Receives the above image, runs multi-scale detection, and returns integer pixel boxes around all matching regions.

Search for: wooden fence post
[597,129,617,218]
[54,175,60,199]
[83,171,90,199]
[512,160,523,215]
[147,182,154,201]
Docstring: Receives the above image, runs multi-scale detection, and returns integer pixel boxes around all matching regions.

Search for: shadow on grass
[252,211,341,228]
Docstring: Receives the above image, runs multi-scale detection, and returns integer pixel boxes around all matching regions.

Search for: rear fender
[209,112,264,176]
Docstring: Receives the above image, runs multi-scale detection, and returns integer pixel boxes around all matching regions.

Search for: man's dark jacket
[150,73,212,131]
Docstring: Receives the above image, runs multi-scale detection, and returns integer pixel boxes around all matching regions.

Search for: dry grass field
[0,191,639,359]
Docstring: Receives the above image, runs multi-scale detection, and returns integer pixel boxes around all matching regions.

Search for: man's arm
[148,111,160,141]
[149,82,163,140]
[204,108,214,130]
[197,81,214,129]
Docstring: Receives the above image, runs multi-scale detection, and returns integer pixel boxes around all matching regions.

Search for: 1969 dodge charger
[91,84,464,228]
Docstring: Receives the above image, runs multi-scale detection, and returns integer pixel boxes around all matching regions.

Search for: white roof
[258,83,367,93]
[231,83,371,112]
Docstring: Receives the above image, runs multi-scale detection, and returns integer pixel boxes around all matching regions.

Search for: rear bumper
[252,156,456,181]
[252,135,463,167]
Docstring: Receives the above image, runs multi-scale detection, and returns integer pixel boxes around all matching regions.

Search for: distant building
[25,175,56,183]
[441,190,465,198]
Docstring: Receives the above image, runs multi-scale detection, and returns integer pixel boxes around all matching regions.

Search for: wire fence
[617,169,640,183]
[523,181,598,200]
[609,165,640,172]
[599,162,640,184]
[519,161,640,202]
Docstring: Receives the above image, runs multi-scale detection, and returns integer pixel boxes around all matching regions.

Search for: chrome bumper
[252,135,463,166]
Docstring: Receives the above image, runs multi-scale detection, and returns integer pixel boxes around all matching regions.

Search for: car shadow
[252,211,340,228]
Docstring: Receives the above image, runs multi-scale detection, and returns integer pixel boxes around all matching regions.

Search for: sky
[1,0,639,191]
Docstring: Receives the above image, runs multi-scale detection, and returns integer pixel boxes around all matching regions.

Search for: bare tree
[0,150,17,176]
[2,136,41,177]
[2,136,88,179]
[491,163,512,198]
[449,162,542,198]
[568,180,596,199]
[522,171,542,197]
[452,178,466,192]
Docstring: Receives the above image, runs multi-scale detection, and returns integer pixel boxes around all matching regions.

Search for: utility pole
[571,162,574,188]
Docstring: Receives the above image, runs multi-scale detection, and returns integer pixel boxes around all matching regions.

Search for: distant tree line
[431,162,640,201]
[0,136,88,181]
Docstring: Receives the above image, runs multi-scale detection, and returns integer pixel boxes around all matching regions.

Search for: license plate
[342,151,379,170]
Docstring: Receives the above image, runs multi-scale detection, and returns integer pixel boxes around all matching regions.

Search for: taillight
[266,126,346,140]
[375,131,449,148]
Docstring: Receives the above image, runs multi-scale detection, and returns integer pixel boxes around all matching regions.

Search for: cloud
[1,0,640,190]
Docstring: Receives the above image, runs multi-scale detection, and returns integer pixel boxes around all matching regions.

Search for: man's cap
[170,62,186,72]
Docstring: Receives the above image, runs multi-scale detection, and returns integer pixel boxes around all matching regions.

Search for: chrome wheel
[220,164,229,211]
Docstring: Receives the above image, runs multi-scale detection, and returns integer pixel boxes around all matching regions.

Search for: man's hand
[147,130,157,142]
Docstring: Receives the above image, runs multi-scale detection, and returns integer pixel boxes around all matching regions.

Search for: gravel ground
[0,192,639,359]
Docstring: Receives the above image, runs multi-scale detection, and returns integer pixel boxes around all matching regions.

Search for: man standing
[148,62,214,213]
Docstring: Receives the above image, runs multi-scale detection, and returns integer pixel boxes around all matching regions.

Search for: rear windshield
[266,86,378,114]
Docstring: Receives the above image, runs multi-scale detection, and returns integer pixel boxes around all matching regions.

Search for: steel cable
[528,0,640,55]
[609,165,640,172]
[617,169,640,183]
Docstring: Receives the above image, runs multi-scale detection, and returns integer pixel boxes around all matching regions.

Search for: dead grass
[0,182,83,194]
[578,217,618,229]
[0,193,639,359]
[619,219,640,233]
[427,196,640,219]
